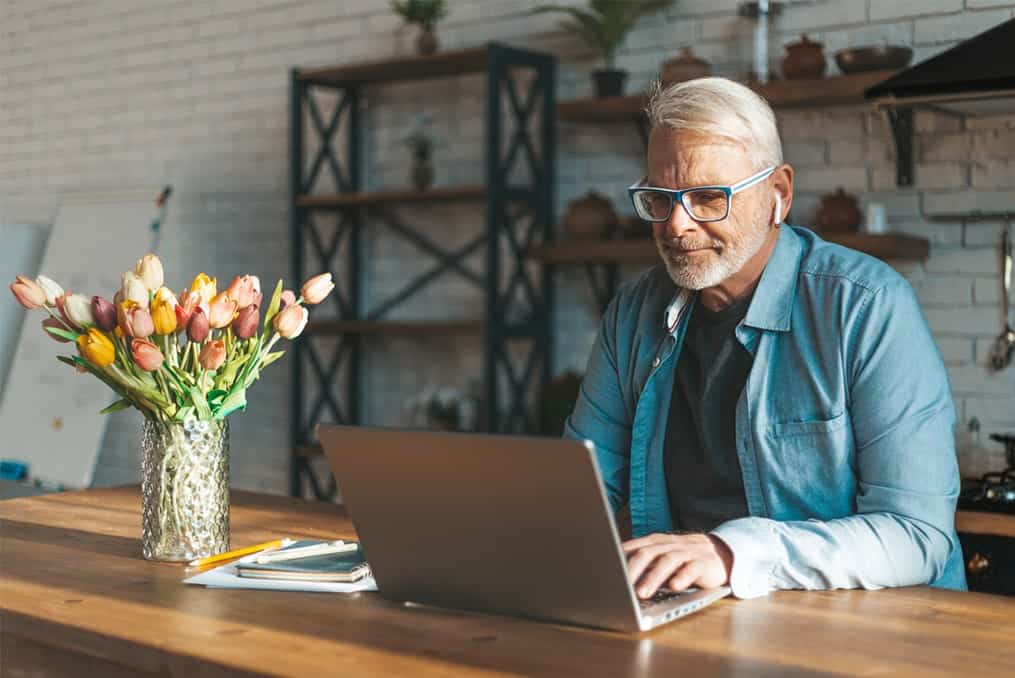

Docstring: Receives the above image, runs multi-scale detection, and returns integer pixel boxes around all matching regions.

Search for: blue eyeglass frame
[627,165,776,223]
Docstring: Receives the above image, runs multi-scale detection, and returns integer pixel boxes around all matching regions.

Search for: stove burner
[960,434,1015,514]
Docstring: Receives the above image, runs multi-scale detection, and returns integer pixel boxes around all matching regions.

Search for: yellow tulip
[76,328,116,368]
[190,273,217,305]
[151,295,178,335]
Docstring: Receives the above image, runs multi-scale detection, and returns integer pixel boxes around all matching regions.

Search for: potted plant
[391,0,448,55]
[402,113,437,191]
[531,0,674,98]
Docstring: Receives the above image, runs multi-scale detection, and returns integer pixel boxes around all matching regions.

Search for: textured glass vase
[141,418,230,561]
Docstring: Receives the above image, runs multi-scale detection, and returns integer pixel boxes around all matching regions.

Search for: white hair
[645,77,783,170]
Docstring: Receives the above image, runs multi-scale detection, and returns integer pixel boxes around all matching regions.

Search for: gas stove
[959,434,1015,515]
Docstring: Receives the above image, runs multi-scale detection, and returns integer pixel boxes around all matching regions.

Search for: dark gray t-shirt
[664,293,752,533]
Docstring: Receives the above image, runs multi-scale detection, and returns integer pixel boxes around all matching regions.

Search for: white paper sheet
[183,551,378,593]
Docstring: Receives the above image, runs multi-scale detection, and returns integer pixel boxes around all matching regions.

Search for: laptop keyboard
[638,589,690,609]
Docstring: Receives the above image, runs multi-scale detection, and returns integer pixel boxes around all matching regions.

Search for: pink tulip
[300,273,334,305]
[41,317,71,342]
[91,296,117,332]
[10,275,46,309]
[123,304,154,339]
[232,304,260,340]
[225,275,261,310]
[187,307,210,343]
[199,340,226,371]
[273,304,308,339]
[131,339,164,372]
[208,292,238,329]
[279,289,297,309]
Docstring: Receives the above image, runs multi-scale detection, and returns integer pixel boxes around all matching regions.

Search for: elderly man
[565,77,967,600]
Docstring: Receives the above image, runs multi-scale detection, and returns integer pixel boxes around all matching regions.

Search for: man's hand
[622,533,734,599]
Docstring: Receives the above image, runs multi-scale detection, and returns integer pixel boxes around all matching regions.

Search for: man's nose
[661,200,700,239]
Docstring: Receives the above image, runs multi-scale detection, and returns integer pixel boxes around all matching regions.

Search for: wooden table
[3,487,1015,677]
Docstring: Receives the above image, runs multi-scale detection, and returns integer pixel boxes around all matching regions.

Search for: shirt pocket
[767,410,849,438]
[761,411,855,520]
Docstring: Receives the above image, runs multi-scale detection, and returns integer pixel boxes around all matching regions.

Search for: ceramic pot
[782,34,826,80]
[660,48,712,87]
[416,25,438,55]
[561,191,618,240]
[592,69,627,98]
[816,187,862,232]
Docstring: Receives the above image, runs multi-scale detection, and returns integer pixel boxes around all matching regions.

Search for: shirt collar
[661,225,803,334]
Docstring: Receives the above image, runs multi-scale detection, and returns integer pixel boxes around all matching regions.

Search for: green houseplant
[391,0,448,55]
[531,0,674,97]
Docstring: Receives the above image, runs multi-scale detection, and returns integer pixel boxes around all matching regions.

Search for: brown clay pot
[561,191,618,240]
[416,25,438,55]
[660,48,712,87]
[782,34,826,80]
[816,188,862,232]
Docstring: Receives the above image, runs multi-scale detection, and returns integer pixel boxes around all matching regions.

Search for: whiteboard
[0,194,166,489]
[0,223,49,400]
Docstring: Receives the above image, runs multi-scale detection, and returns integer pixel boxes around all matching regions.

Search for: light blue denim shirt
[565,224,967,598]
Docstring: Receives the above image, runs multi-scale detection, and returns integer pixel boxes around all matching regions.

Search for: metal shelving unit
[289,44,556,499]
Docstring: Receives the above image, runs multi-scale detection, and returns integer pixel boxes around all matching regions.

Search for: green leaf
[259,350,286,370]
[189,385,213,420]
[261,279,285,342]
[207,389,227,407]
[174,405,195,422]
[99,398,132,415]
[216,389,247,419]
[45,326,80,342]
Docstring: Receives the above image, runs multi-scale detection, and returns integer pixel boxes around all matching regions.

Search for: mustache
[657,236,723,252]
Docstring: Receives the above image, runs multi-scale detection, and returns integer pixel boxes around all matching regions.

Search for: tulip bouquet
[10,254,334,561]
[9,254,333,423]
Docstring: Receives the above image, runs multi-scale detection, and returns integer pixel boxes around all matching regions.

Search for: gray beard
[657,220,771,290]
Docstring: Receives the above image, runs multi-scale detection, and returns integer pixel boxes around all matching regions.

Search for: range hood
[865,18,1015,186]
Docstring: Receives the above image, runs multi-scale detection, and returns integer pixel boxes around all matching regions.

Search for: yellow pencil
[187,538,291,568]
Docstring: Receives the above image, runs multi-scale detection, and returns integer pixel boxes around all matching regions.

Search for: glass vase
[141,418,230,561]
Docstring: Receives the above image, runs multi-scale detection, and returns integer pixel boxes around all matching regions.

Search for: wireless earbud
[773,194,782,225]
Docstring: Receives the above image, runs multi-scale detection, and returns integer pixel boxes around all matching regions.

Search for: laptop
[318,424,731,633]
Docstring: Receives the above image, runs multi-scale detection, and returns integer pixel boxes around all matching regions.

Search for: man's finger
[624,541,694,584]
[668,561,701,592]
[621,533,672,553]
[636,552,689,599]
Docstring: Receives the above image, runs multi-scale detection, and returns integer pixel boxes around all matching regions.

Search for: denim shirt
[565,225,967,598]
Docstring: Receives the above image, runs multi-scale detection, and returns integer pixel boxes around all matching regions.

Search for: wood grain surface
[3,487,1014,677]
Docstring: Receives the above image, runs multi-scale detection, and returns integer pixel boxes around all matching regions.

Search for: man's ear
[773,194,782,225]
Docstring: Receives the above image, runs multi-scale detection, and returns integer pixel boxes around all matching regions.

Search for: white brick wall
[4,0,1015,491]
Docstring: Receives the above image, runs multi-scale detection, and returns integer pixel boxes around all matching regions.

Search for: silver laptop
[318,424,730,632]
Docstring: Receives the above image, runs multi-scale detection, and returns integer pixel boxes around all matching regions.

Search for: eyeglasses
[628,166,776,223]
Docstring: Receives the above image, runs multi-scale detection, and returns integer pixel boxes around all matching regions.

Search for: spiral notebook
[235,542,371,583]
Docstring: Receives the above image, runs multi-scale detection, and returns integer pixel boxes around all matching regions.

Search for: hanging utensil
[990,225,1015,370]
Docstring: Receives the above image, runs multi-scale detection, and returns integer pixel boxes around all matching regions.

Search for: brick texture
[4,0,1015,492]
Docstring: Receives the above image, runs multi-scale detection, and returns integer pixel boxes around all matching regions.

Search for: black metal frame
[289,44,556,498]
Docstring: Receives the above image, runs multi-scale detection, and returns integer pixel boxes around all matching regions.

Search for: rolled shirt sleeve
[713,278,960,598]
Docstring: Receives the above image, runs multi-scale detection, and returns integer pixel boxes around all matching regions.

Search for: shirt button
[652,357,661,368]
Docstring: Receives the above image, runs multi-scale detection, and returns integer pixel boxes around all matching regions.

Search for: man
[565,77,967,600]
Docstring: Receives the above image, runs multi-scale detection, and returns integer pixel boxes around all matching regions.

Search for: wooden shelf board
[295,444,324,459]
[529,232,929,264]
[558,70,899,122]
[296,46,489,87]
[956,510,1015,539]
[296,185,487,208]
[307,320,484,336]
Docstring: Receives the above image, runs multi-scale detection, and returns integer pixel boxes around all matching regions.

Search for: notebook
[236,541,371,582]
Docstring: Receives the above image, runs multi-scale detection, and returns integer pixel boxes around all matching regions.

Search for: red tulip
[91,296,117,332]
[11,275,46,309]
[188,307,210,343]
[232,304,260,340]
[131,339,164,372]
[199,340,226,370]
[175,289,201,329]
